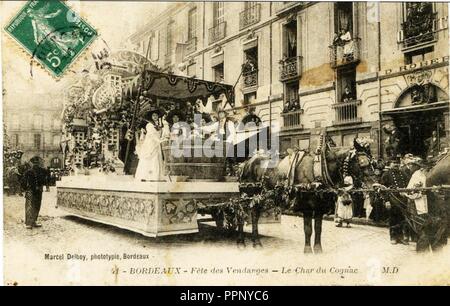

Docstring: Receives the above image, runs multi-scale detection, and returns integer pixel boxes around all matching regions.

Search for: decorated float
[56,49,270,237]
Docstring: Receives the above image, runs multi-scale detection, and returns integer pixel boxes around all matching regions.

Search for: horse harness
[284,133,335,189]
[313,133,336,188]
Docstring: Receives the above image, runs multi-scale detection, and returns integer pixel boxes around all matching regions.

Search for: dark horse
[420,152,450,252]
[238,135,378,252]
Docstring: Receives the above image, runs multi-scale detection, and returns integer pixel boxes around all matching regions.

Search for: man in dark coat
[379,161,410,244]
[22,156,47,229]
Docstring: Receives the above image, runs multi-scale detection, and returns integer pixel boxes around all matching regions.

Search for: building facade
[4,92,63,168]
[128,2,449,159]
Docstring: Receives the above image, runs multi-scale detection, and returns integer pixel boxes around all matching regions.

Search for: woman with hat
[135,107,169,181]
[209,108,236,145]
[166,109,186,140]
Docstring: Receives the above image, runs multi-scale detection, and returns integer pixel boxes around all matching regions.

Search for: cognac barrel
[162,140,227,181]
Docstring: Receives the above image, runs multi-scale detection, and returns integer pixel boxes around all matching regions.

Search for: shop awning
[381,101,449,116]
[123,70,234,106]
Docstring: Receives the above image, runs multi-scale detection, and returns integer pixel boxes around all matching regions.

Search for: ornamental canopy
[123,70,234,106]
[381,101,449,116]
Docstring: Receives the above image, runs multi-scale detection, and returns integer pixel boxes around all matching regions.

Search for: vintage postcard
[1,1,449,288]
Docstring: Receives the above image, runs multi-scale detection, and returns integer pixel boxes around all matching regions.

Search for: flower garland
[218,184,284,230]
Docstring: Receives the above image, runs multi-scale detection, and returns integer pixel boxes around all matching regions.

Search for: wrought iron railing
[401,13,437,49]
[329,38,361,68]
[279,56,302,82]
[209,22,226,44]
[281,108,303,130]
[184,37,197,57]
[332,100,362,125]
[242,69,258,89]
[239,4,261,30]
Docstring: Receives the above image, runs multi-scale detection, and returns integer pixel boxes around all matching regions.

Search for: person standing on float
[135,109,169,181]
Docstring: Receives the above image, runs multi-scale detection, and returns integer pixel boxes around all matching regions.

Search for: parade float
[56,49,265,237]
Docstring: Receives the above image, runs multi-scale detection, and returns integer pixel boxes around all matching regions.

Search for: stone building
[4,91,63,168]
[128,2,449,159]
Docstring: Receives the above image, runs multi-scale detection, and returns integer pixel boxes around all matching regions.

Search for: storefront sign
[383,56,449,75]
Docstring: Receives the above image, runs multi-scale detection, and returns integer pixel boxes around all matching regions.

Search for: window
[402,3,435,48]
[283,20,297,59]
[240,2,260,30]
[33,115,43,130]
[213,63,224,83]
[243,46,258,88]
[166,22,173,57]
[335,2,353,36]
[12,134,19,147]
[244,92,257,105]
[337,68,356,102]
[150,31,159,61]
[213,2,224,26]
[188,8,197,40]
[53,135,60,146]
[34,134,41,149]
[244,46,258,71]
[244,2,257,10]
[283,81,300,112]
[405,46,434,64]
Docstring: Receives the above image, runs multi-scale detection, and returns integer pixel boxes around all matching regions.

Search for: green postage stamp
[4,0,98,77]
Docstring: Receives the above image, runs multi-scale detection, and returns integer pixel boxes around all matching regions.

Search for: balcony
[209,22,226,44]
[242,69,258,89]
[400,13,437,49]
[329,38,360,69]
[184,37,197,57]
[239,4,261,30]
[332,100,362,126]
[281,109,304,131]
[279,56,302,82]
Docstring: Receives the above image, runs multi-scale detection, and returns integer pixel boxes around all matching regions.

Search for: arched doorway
[382,83,449,158]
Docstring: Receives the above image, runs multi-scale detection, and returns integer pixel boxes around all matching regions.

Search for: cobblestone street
[3,188,449,285]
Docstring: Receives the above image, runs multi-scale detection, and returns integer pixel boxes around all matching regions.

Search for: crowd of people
[132,103,251,181]
[332,137,448,253]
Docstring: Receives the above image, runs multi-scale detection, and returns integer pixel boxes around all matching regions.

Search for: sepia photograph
[1,0,449,287]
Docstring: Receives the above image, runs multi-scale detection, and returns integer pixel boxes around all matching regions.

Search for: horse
[238,135,378,253]
[378,163,414,244]
[380,152,449,252]
[420,152,450,252]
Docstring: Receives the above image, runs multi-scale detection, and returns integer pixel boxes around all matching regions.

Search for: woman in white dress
[134,109,169,181]
[336,176,354,228]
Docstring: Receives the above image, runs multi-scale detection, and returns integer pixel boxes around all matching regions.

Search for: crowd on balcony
[403,3,435,40]
[283,99,301,113]
[332,29,356,63]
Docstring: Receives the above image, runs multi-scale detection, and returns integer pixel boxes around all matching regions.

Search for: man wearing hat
[22,156,48,229]
[378,160,410,245]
